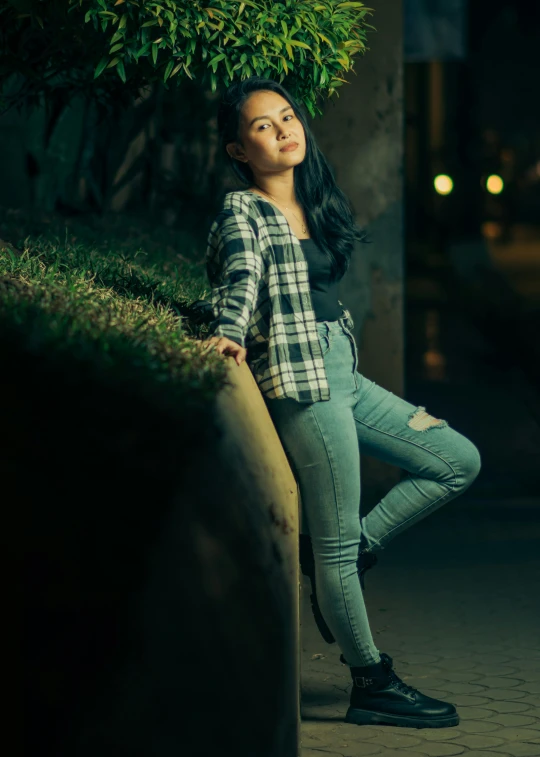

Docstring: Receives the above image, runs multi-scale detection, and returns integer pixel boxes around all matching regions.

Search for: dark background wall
[312,0,405,502]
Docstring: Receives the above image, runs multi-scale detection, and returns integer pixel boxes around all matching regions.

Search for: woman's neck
[249,178,296,207]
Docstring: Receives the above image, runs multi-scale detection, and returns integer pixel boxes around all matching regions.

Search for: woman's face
[227,90,306,178]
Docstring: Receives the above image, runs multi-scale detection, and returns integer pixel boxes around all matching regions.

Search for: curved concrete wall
[213,355,302,756]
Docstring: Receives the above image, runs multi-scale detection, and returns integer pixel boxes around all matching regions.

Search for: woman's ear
[226,141,248,163]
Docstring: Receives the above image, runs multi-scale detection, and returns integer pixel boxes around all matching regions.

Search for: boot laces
[380,653,418,696]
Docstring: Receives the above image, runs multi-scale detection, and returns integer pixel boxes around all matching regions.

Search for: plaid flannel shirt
[205,189,355,403]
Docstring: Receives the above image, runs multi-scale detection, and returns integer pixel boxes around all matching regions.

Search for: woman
[203,77,481,729]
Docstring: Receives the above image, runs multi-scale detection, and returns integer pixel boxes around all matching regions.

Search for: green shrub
[1,0,375,117]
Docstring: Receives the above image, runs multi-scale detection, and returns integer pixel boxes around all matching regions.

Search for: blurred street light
[486,174,504,194]
[434,174,453,195]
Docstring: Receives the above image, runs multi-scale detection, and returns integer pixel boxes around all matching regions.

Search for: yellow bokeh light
[434,175,453,195]
[486,174,504,194]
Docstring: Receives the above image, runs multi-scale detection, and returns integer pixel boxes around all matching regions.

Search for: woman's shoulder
[221,188,259,213]
[208,190,264,240]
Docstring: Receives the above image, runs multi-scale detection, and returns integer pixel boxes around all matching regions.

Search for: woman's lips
[280,142,298,152]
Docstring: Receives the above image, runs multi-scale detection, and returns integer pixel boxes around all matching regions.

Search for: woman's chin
[279,152,306,167]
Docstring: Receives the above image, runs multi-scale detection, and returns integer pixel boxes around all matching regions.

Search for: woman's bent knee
[457,437,482,490]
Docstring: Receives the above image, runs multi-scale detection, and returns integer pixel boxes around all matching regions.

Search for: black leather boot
[357,551,378,590]
[299,535,379,645]
[343,652,459,728]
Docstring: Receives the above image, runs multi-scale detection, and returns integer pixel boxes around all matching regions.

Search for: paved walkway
[300,497,540,756]
[299,243,540,755]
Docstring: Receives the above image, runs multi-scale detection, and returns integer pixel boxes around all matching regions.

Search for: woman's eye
[259,115,294,130]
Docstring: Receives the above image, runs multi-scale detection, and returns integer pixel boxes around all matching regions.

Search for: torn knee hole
[407,406,448,432]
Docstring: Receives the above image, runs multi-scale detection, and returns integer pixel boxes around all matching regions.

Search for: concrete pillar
[311,0,404,504]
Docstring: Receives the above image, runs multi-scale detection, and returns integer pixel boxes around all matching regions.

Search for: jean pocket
[339,323,360,389]
[318,329,331,357]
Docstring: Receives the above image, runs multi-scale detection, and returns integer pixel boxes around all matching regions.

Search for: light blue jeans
[262,315,482,667]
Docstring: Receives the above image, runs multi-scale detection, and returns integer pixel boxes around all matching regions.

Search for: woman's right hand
[201,335,247,366]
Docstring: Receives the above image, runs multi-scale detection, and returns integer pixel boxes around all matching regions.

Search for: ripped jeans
[262,315,482,667]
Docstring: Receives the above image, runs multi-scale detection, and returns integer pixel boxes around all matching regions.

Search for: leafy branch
[1,0,375,118]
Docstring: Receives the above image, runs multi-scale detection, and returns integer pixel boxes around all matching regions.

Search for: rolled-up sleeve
[205,210,262,349]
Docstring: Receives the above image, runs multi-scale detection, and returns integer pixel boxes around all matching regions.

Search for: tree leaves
[94,55,109,79]
[6,0,376,120]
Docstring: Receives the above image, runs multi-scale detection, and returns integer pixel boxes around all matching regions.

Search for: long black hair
[217,76,369,283]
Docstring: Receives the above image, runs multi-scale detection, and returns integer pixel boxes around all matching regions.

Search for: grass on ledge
[0,218,228,408]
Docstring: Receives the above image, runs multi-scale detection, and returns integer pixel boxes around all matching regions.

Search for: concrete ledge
[213,355,302,756]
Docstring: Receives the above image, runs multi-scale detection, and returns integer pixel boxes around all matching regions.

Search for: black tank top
[299,237,344,322]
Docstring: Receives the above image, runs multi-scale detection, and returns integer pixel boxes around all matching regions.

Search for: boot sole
[345,706,460,729]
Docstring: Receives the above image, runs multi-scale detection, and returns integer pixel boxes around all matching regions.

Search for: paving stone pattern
[300,497,540,756]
